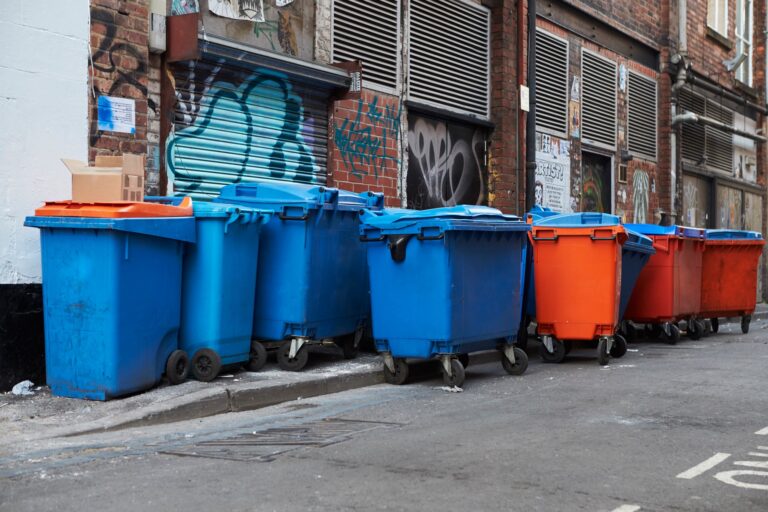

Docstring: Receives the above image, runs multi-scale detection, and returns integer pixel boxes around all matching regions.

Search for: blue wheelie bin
[216,182,383,371]
[25,203,195,400]
[360,206,530,387]
[617,229,656,342]
[147,198,272,381]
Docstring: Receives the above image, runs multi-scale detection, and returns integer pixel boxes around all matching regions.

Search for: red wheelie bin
[701,230,765,334]
[623,224,706,343]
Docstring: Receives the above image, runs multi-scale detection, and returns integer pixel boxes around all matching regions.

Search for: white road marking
[677,453,731,479]
[748,452,768,458]
[755,426,768,435]
[735,460,768,469]
[714,470,768,490]
[611,505,641,512]
[757,446,768,450]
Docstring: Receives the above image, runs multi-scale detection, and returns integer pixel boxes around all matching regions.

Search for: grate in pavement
[160,418,403,462]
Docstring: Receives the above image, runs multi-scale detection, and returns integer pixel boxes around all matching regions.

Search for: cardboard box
[63,154,145,202]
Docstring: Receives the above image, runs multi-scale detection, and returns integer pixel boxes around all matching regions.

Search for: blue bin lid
[146,196,271,221]
[625,223,706,239]
[705,229,764,240]
[360,205,529,236]
[216,181,384,212]
[24,216,196,243]
[624,229,656,255]
[526,205,560,221]
[534,212,622,227]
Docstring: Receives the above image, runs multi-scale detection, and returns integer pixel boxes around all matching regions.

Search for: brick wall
[88,0,150,164]
[327,89,401,207]
[569,0,664,44]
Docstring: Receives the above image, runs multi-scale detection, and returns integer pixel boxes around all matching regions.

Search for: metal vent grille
[705,99,734,173]
[627,72,657,160]
[678,89,734,173]
[333,0,399,90]
[408,0,490,118]
[582,51,617,148]
[535,30,568,134]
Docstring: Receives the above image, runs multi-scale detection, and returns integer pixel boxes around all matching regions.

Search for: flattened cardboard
[63,154,145,202]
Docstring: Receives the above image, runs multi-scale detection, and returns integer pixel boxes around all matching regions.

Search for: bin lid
[705,229,764,240]
[526,205,560,222]
[34,198,193,218]
[624,224,706,239]
[534,212,621,227]
[216,181,384,212]
[24,216,196,243]
[360,205,529,235]
[624,229,656,255]
[145,196,270,221]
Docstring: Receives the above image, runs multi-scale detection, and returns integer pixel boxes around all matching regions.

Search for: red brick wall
[327,89,401,207]
[88,0,150,163]
[569,0,664,44]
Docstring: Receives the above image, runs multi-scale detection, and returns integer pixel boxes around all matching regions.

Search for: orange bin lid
[35,198,193,218]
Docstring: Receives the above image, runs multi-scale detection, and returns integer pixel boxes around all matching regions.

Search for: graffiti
[166,59,321,194]
[334,95,401,178]
[406,114,486,209]
[210,0,265,21]
[252,2,299,56]
[171,0,199,15]
[90,8,155,146]
[632,169,649,223]
[535,133,571,212]
[581,153,611,213]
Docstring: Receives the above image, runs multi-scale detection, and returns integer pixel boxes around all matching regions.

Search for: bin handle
[417,226,445,241]
[591,228,617,241]
[388,234,413,262]
[278,206,309,221]
[532,229,558,241]
[360,227,385,242]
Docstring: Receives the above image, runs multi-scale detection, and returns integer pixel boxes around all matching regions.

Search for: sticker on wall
[97,96,135,134]
[619,63,627,92]
[568,100,580,139]
[210,0,265,21]
[535,133,572,213]
[570,76,580,102]
[171,0,199,15]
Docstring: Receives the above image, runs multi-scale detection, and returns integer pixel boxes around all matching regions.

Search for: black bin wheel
[166,349,189,385]
[711,317,720,334]
[501,346,528,376]
[442,358,466,388]
[247,340,268,372]
[277,341,309,372]
[383,358,409,385]
[191,348,222,382]
[541,338,566,364]
[338,334,359,360]
[610,334,628,359]
[742,315,751,334]
[597,338,609,366]
[688,319,704,340]
[663,324,680,345]
[457,353,470,369]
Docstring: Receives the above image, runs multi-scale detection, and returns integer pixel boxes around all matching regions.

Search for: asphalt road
[2,320,768,512]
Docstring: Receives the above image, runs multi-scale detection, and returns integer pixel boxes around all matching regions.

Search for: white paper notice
[97,96,136,134]
[209,0,265,21]
[534,132,571,213]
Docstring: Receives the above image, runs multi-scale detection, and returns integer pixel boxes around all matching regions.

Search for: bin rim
[146,196,271,220]
[34,199,193,218]
[624,223,706,239]
[24,215,196,243]
[533,212,622,227]
[216,182,384,212]
[705,229,764,240]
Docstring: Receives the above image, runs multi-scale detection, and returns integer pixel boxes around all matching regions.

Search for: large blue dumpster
[24,213,195,400]
[146,198,272,381]
[216,182,383,371]
[360,206,530,387]
[620,229,656,320]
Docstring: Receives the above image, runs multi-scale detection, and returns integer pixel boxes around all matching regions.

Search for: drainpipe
[525,0,537,210]
[517,0,526,215]
[672,112,768,142]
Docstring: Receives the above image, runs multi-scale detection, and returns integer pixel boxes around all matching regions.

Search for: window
[534,30,569,135]
[581,50,617,149]
[332,0,400,91]
[408,0,490,118]
[708,0,729,38]
[736,0,753,85]
[627,72,658,160]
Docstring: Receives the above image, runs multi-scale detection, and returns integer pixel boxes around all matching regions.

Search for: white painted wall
[0,1,89,283]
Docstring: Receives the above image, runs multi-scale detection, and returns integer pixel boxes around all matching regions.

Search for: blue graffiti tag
[334,96,401,178]
[166,61,320,196]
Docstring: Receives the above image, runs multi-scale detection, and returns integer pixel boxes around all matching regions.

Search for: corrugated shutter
[627,71,657,160]
[166,52,332,197]
[535,30,569,134]
[408,0,490,118]
[582,50,617,148]
[678,89,734,173]
[333,0,399,90]
[705,99,734,173]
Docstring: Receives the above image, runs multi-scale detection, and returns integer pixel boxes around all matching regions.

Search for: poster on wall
[209,0,265,21]
[97,96,135,134]
[534,132,571,213]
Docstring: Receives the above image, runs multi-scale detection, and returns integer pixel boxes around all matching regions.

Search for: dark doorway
[581,151,612,213]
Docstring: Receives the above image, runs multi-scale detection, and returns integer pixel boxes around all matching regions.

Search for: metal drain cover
[161,418,402,462]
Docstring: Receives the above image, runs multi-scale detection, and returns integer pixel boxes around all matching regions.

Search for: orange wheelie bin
[530,213,628,365]
[701,230,765,334]
[623,224,706,343]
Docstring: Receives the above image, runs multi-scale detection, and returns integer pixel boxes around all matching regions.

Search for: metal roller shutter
[166,41,345,197]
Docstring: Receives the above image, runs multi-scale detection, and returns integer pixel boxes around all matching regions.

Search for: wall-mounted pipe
[672,111,768,142]
[687,73,768,115]
[525,0,537,210]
